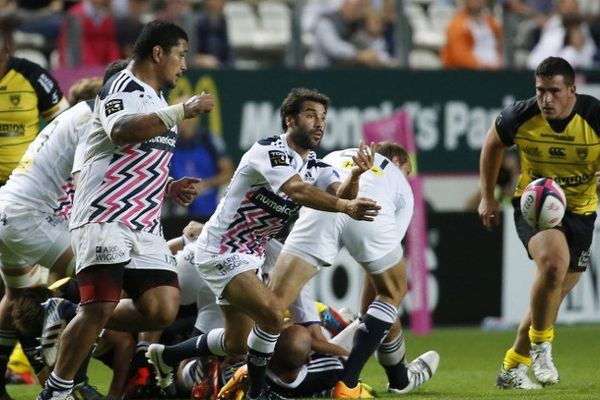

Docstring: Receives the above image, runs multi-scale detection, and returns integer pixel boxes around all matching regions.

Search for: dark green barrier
[171,68,533,173]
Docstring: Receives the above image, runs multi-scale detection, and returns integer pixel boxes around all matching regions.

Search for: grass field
[8,324,600,399]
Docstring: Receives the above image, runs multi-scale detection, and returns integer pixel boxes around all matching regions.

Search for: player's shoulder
[500,97,539,123]
[574,94,600,116]
[307,151,330,169]
[256,135,284,147]
[98,70,145,100]
[7,56,48,81]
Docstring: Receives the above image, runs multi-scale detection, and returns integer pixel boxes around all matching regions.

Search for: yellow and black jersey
[0,57,69,182]
[495,94,600,215]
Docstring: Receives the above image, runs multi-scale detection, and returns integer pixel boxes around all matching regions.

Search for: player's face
[535,74,576,120]
[289,101,327,150]
[160,39,188,89]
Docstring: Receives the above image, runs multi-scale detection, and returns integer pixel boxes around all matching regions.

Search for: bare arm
[478,123,507,230]
[306,323,349,357]
[111,93,214,145]
[335,142,376,199]
[281,175,380,221]
[110,113,170,145]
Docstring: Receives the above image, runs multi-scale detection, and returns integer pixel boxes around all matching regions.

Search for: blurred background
[2,0,599,329]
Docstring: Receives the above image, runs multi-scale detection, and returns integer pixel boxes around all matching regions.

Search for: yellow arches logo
[168,75,223,136]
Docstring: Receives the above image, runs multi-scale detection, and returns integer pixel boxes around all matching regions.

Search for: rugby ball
[520,178,566,230]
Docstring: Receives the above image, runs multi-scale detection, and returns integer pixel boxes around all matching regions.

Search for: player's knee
[80,301,118,325]
[537,256,568,286]
[147,302,179,328]
[256,298,284,333]
[138,289,180,328]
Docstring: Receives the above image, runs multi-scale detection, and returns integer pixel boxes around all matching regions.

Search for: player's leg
[39,263,124,399]
[268,252,318,311]
[526,229,569,385]
[359,274,409,392]
[0,211,73,399]
[221,270,283,399]
[333,260,404,398]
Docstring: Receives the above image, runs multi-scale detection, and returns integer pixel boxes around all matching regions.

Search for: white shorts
[288,280,320,324]
[175,244,224,332]
[194,248,262,306]
[71,222,176,274]
[0,202,70,286]
[283,207,406,274]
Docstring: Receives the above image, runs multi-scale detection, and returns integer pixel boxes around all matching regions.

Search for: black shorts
[512,198,596,272]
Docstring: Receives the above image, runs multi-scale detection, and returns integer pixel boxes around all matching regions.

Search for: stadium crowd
[1,0,600,70]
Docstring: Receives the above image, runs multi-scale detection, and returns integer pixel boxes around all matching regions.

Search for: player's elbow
[285,181,311,204]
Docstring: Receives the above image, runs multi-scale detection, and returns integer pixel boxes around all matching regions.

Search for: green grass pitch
[8,324,600,399]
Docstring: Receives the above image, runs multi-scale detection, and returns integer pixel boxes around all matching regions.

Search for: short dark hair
[103,59,129,84]
[131,21,188,62]
[68,77,103,104]
[376,141,409,165]
[535,57,575,86]
[280,87,330,131]
[11,286,54,337]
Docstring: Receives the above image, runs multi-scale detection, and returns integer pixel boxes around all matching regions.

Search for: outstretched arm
[478,123,507,230]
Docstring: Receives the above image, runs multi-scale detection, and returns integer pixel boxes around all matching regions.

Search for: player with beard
[147,87,380,400]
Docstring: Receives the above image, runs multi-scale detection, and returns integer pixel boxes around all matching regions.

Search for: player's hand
[169,177,203,206]
[183,92,214,118]
[344,197,380,221]
[478,197,500,231]
[182,220,204,241]
[350,140,376,178]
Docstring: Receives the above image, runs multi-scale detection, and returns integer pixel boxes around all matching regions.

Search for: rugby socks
[0,330,17,390]
[529,326,554,344]
[503,347,531,370]
[45,371,74,394]
[341,300,397,388]
[376,333,409,390]
[246,325,279,399]
[162,328,227,366]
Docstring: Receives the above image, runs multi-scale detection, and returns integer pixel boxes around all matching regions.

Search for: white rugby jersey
[196,134,340,258]
[70,70,176,235]
[324,149,414,226]
[0,100,93,216]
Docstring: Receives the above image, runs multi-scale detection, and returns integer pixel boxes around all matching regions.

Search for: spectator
[502,0,554,64]
[115,0,151,59]
[559,13,596,69]
[441,0,503,69]
[170,115,234,222]
[307,0,384,68]
[193,0,231,69]
[527,0,596,69]
[57,0,121,67]
[155,0,197,63]
[351,7,398,67]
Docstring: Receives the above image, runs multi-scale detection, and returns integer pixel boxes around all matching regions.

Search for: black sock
[163,328,227,367]
[74,352,92,385]
[376,333,409,389]
[384,358,409,389]
[341,300,396,388]
[246,326,279,399]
